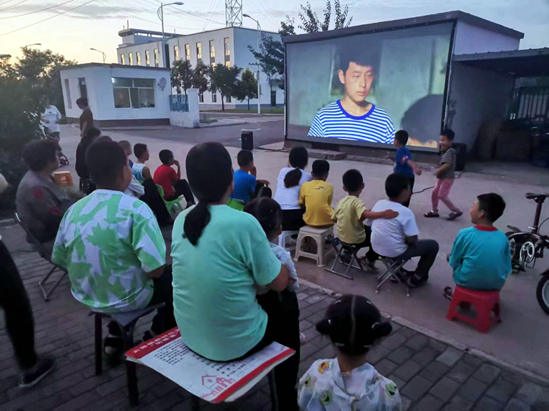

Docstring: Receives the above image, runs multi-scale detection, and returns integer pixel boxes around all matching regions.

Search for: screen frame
[283,19,458,153]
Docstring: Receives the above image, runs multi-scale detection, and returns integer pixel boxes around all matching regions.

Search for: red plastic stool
[446,286,501,333]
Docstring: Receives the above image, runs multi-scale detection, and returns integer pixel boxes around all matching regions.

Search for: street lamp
[90,48,106,63]
[0,54,11,59]
[157,2,184,68]
[243,14,261,114]
[24,43,41,47]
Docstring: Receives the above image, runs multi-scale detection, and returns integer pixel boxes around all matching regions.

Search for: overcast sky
[1,0,548,64]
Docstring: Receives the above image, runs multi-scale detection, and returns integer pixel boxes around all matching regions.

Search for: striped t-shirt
[308,100,395,144]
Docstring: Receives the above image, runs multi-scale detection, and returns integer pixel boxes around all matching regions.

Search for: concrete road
[56,124,549,381]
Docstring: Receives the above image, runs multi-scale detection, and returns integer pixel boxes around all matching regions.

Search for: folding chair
[324,239,364,280]
[14,212,68,301]
[376,256,412,297]
[156,184,182,213]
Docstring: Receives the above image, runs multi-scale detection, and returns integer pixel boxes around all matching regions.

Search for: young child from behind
[300,160,333,227]
[445,193,511,299]
[425,129,462,220]
[132,143,153,184]
[119,140,134,168]
[393,130,422,207]
[332,169,399,271]
[298,295,401,410]
[231,150,271,204]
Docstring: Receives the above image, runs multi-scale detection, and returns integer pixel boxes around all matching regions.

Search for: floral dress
[298,359,402,411]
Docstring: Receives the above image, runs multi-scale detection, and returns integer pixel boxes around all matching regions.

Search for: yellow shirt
[299,180,334,227]
[332,196,368,244]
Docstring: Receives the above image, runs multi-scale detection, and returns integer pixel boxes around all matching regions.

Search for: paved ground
[1,223,548,411]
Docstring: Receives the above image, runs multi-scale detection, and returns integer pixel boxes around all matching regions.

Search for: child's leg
[431,179,443,212]
[438,179,460,212]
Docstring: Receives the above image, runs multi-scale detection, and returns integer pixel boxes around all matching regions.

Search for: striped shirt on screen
[308,100,395,144]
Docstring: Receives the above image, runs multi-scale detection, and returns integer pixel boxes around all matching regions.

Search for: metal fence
[509,87,549,124]
[169,94,189,112]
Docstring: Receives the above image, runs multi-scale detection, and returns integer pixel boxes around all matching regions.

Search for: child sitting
[300,160,333,227]
[445,193,511,298]
[298,295,401,410]
[132,143,153,184]
[231,150,271,204]
[119,140,134,168]
[333,169,399,271]
[153,149,195,206]
[393,130,422,207]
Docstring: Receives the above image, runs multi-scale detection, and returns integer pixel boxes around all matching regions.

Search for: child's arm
[434,163,450,177]
[360,209,399,222]
[142,166,152,181]
[449,233,465,269]
[407,159,422,176]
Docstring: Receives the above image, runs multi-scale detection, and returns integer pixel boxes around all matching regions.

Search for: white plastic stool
[294,225,335,267]
[278,230,299,251]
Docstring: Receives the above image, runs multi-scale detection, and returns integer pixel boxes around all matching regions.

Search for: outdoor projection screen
[286,22,454,149]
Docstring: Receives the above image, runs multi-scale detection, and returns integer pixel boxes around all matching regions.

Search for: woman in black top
[75,127,101,193]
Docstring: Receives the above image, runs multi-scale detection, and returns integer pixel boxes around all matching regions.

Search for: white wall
[170,89,200,128]
[448,62,514,150]
[454,21,520,55]
[60,65,171,121]
[117,40,164,68]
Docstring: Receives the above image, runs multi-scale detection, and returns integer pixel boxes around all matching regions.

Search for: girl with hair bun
[298,295,402,410]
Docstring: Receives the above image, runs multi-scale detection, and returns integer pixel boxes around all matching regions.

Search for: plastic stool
[294,225,335,267]
[278,230,299,251]
[446,286,501,333]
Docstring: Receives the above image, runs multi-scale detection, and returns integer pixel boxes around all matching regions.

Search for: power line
[0,0,27,12]
[0,0,16,7]
[0,0,95,37]
[0,0,74,20]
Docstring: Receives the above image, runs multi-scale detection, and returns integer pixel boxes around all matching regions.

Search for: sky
[0,0,548,64]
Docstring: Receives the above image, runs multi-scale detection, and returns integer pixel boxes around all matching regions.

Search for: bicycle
[506,192,549,314]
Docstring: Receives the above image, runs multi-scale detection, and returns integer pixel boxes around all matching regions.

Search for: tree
[208,64,242,111]
[171,59,194,95]
[235,68,259,111]
[192,61,209,95]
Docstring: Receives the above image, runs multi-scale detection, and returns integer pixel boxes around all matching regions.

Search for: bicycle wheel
[536,273,549,315]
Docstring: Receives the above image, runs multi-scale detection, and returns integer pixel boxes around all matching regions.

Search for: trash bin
[452,142,467,172]
[241,131,253,150]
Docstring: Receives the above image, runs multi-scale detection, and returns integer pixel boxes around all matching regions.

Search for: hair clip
[371,322,379,330]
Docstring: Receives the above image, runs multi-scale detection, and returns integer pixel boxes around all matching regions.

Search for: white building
[116,27,284,110]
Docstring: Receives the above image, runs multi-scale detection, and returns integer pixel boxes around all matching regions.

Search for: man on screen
[308,48,395,144]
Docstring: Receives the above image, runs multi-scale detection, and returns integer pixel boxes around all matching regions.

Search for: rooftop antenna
[225,0,243,27]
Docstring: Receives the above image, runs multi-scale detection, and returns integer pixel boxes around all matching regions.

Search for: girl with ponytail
[298,295,402,410]
[171,142,298,409]
[273,146,312,230]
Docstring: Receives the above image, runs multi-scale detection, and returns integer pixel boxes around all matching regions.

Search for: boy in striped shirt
[308,48,395,144]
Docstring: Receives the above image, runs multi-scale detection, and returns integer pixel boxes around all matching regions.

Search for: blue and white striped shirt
[308,100,395,144]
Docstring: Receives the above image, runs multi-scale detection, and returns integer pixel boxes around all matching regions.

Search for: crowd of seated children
[332,169,398,272]
[231,150,271,204]
[16,140,73,255]
[273,147,312,231]
[298,295,401,410]
[445,193,511,299]
[171,142,300,410]
[370,173,439,289]
[425,129,462,221]
[299,160,334,227]
[153,149,195,207]
[75,127,101,194]
[393,129,422,207]
[132,143,152,184]
[52,140,175,356]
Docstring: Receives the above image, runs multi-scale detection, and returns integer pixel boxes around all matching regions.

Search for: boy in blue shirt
[446,193,512,298]
[393,130,422,207]
[231,150,270,204]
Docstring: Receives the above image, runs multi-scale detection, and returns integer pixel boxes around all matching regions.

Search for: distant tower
[225,0,243,27]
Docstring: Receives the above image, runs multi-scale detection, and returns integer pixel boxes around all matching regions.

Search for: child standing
[298,295,401,410]
[393,130,422,207]
[332,169,398,271]
[300,160,333,227]
[425,129,462,220]
[445,193,511,298]
[231,150,271,204]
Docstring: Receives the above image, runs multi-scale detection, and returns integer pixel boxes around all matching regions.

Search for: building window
[212,93,217,103]
[226,95,231,103]
[174,45,179,61]
[154,49,159,67]
[209,40,215,64]
[211,62,216,70]
[185,44,190,60]
[128,53,133,66]
[199,92,204,103]
[112,77,155,109]
[145,50,150,66]
[136,52,141,66]
[271,90,277,106]
[64,79,72,108]
[196,42,202,61]
[78,77,87,98]
[225,60,230,68]
[224,37,230,61]
[120,54,125,65]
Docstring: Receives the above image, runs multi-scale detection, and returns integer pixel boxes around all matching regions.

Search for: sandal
[443,286,454,300]
[424,211,439,218]
[447,211,463,221]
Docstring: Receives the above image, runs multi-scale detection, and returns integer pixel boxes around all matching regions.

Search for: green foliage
[207,64,242,111]
[192,61,209,95]
[235,68,259,110]
[171,59,194,95]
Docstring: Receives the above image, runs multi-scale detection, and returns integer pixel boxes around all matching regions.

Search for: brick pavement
[1,224,549,411]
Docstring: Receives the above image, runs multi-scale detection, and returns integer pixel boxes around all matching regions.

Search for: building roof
[118,28,182,38]
[454,48,549,77]
[59,63,170,72]
[283,10,524,44]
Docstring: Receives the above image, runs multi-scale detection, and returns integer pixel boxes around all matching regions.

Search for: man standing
[40,98,62,140]
[76,97,93,138]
